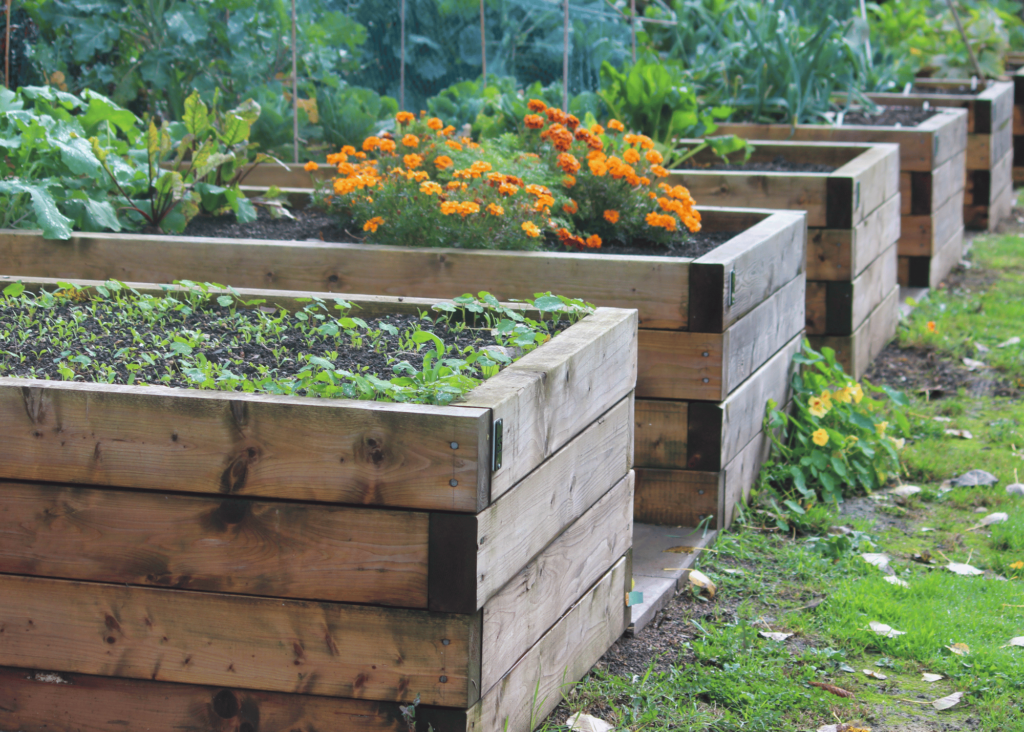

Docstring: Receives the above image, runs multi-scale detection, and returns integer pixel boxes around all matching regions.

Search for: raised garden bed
[716,107,968,290]
[0,279,636,732]
[0,205,805,530]
[1012,66,1024,184]
[856,80,1014,233]
[666,140,899,378]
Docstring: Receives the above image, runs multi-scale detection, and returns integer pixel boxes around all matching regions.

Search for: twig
[943,0,985,79]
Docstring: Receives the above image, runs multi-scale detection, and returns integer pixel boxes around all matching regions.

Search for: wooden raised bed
[716,107,968,289]
[666,140,899,377]
[0,205,805,530]
[857,80,1014,232]
[0,280,636,732]
[1012,66,1024,184]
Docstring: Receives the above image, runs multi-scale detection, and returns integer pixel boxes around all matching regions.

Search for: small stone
[950,469,998,487]
[1007,483,1024,496]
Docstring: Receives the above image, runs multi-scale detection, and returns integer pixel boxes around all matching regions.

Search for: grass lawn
[542,232,1024,732]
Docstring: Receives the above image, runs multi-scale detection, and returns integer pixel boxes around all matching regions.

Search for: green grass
[544,233,1024,732]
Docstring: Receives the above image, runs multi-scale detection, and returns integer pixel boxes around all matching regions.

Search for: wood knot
[357,433,387,467]
[212,689,239,719]
[219,448,260,494]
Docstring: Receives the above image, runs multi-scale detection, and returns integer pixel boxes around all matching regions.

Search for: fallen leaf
[922,672,943,682]
[946,562,984,576]
[1003,637,1024,648]
[839,663,856,673]
[664,546,697,554]
[946,643,970,656]
[869,621,906,638]
[974,342,990,354]
[721,568,744,574]
[1006,483,1024,496]
[974,506,989,513]
[862,553,892,571]
[809,681,855,698]
[759,631,793,642]
[997,336,1021,348]
[934,416,953,422]
[969,512,1009,530]
[963,357,987,371]
[920,527,936,532]
[951,469,999,487]
[816,725,871,732]
[945,429,974,439]
[884,575,909,588]
[862,669,887,680]
[912,550,934,564]
[889,485,921,497]
[567,713,614,732]
[687,569,716,598]
[932,691,964,710]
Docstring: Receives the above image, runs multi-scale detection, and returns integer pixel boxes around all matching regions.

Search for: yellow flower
[820,390,833,408]
[808,396,830,419]
[521,221,541,237]
[363,216,384,233]
[876,421,889,437]
[812,429,829,447]
[1010,560,1024,570]
[833,387,852,404]
[850,383,864,404]
[889,436,906,450]
[419,181,442,196]
[909,47,922,56]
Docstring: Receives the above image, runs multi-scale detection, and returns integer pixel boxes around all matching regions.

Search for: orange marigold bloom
[524,114,544,130]
[927,321,937,333]
[545,107,567,124]
[420,181,443,196]
[355,151,367,159]
[379,139,396,153]
[396,111,415,124]
[607,119,624,132]
[566,114,580,131]
[341,145,356,156]
[574,128,592,142]
[562,174,576,188]
[440,201,461,216]
[624,148,641,164]
[521,221,541,237]
[337,162,356,176]
[645,212,678,231]
[591,123,605,136]
[440,125,456,136]
[527,99,547,112]
[434,155,454,170]
[498,182,519,196]
[646,149,664,164]
[403,153,423,169]
[486,203,504,216]
[563,199,578,215]
[603,210,620,224]
[326,152,348,165]
[427,117,443,130]
[446,139,463,151]
[363,216,384,232]
[557,153,581,175]
[304,160,319,172]
[651,164,669,178]
[401,134,420,148]
[446,181,462,191]
[363,136,381,151]
[637,134,655,150]
[585,234,602,249]
[589,158,608,176]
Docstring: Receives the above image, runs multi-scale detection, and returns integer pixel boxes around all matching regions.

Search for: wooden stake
[480,0,486,90]
[291,0,298,164]
[944,0,984,79]
[399,0,406,110]
[562,0,569,113]
[5,0,11,89]
[630,0,637,64]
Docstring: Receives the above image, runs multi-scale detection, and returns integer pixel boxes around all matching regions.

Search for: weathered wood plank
[930,148,969,210]
[667,170,829,226]
[461,308,636,502]
[964,149,1014,230]
[480,471,632,692]
[899,188,965,256]
[633,468,720,527]
[805,281,827,334]
[898,225,965,288]
[0,573,480,706]
[465,556,629,732]
[809,284,899,378]
[719,421,776,530]
[0,480,429,607]
[0,666,469,732]
[806,193,901,281]
[849,243,898,335]
[634,399,688,470]
[808,242,897,336]
[638,274,804,401]
[831,142,901,225]
[688,209,806,333]
[0,378,489,511]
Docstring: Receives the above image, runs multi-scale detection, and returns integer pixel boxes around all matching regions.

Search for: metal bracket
[855,181,860,210]
[728,269,736,307]
[491,418,503,472]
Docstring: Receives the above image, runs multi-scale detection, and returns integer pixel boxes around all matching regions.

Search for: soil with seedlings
[677,155,838,173]
[183,207,739,259]
[841,106,939,127]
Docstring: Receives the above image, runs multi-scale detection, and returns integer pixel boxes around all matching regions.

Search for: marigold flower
[446,181,462,191]
[527,99,547,112]
[326,152,347,165]
[434,155,454,170]
[585,234,602,249]
[396,111,415,124]
[566,114,580,131]
[440,125,456,136]
[624,148,641,165]
[607,119,624,132]
[379,139,396,153]
[337,162,356,176]
[354,151,366,159]
[545,107,567,124]
[303,160,319,172]
[363,136,381,151]
[420,181,443,196]
[808,396,829,419]
[427,117,443,131]
[440,201,460,216]
[574,128,592,142]
[486,203,504,216]
[402,134,420,148]
[927,321,937,333]
[812,429,829,447]
[645,149,664,165]
[341,145,356,156]
[645,212,678,231]
[603,210,619,224]
[1010,560,1024,570]
[562,175,576,188]
[562,199,578,215]
[403,154,423,170]
[363,216,384,233]
[637,134,655,150]
[586,136,604,152]
[589,158,608,176]
[445,139,463,151]
[557,152,581,175]
[498,182,519,196]
[591,123,605,136]
[651,164,669,178]
[521,221,541,237]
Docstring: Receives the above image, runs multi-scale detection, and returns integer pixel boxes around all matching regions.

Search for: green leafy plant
[755,341,910,532]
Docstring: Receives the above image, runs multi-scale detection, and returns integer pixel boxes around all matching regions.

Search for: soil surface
[841,106,938,127]
[579,230,741,258]
[678,154,837,173]
[911,83,983,95]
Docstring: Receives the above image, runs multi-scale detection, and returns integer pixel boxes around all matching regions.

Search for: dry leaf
[809,681,855,698]
[962,357,987,371]
[862,669,887,680]
[862,553,892,571]
[884,575,909,588]
[934,416,953,422]
[912,550,934,564]
[997,336,1021,348]
[945,429,974,439]
[1002,637,1024,648]
[979,512,1009,526]
[759,631,793,642]
[817,725,871,732]
[688,569,716,598]
[946,643,970,656]
[932,691,964,710]
[567,713,614,732]
[922,672,943,683]
[920,527,936,532]
[975,342,990,354]
[722,568,744,574]
[946,562,984,576]
[664,545,697,554]
[951,469,999,487]
[869,621,906,638]
[889,485,921,497]
[1006,483,1024,496]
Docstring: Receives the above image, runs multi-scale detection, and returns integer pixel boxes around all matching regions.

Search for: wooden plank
[967,115,1012,170]
[806,193,901,281]
[469,397,633,611]
[480,471,633,692]
[931,148,969,210]
[461,308,636,502]
[465,556,629,732]
[849,243,898,335]
[0,481,429,608]
[809,284,899,379]
[688,210,806,333]
[633,468,720,527]
[0,666,470,732]
[900,172,912,215]
[809,242,897,336]
[719,422,775,530]
[831,142,901,226]
[964,149,1013,229]
[0,378,489,512]
[805,281,827,334]
[634,399,688,470]
[638,274,804,401]
[899,188,965,256]
[667,171,829,226]
[0,573,480,706]
[928,225,967,289]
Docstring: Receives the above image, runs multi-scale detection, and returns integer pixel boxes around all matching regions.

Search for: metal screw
[439,675,448,683]
[450,441,459,450]
[702,352,709,357]
[702,377,710,383]
[442,639,450,646]
[449,479,458,487]
[698,489,705,495]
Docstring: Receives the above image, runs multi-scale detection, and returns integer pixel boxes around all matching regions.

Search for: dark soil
[571,230,742,258]
[677,154,837,174]
[840,106,939,128]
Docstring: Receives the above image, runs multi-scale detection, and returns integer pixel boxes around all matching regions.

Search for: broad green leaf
[81,199,122,232]
[0,180,73,239]
[219,114,250,146]
[235,197,257,223]
[2,282,25,297]
[183,91,210,138]
[230,98,261,126]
